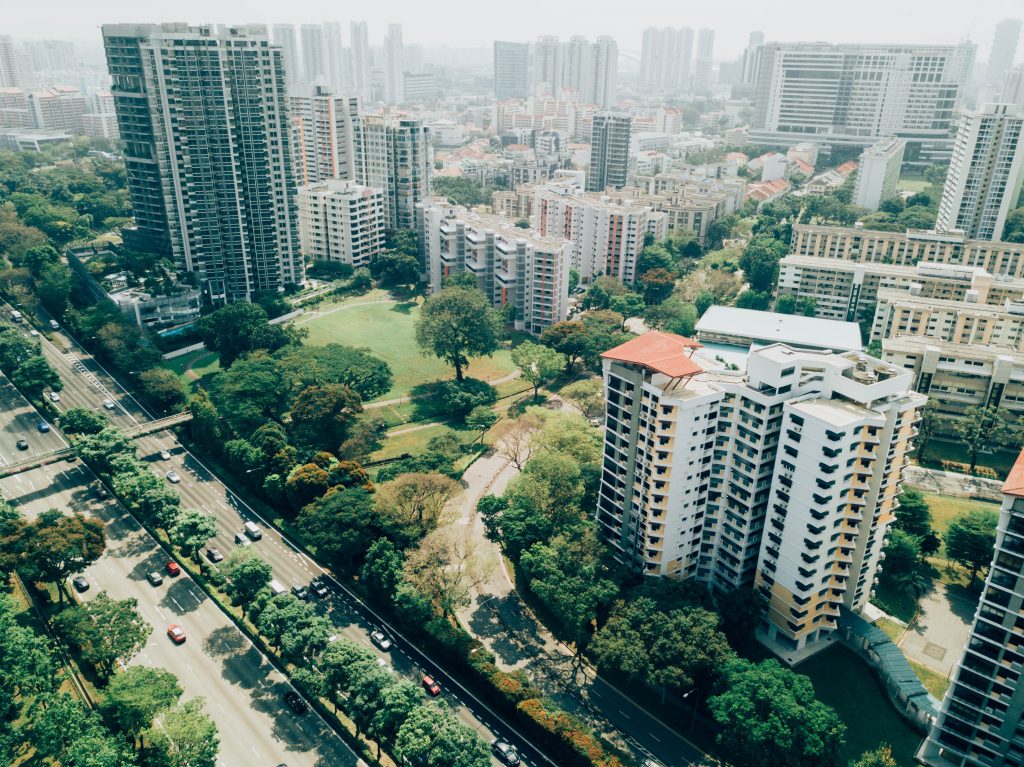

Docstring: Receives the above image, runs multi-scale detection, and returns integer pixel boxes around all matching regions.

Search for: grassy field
[897,176,930,193]
[909,659,951,700]
[165,348,221,392]
[922,493,1000,557]
[293,293,518,401]
[796,645,923,766]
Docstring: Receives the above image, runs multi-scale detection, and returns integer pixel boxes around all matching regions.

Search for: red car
[422,675,441,696]
[167,624,186,644]
[165,561,181,577]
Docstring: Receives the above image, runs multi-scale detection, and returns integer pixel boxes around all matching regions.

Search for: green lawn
[294,293,518,401]
[875,617,906,643]
[165,349,221,392]
[922,439,1017,477]
[796,645,923,766]
[908,659,951,701]
[922,493,1000,557]
[897,177,930,193]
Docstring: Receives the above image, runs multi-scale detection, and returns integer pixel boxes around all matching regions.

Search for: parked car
[283,690,307,715]
[309,579,328,598]
[165,470,181,484]
[165,561,181,577]
[93,482,109,499]
[47,391,61,402]
[491,738,521,766]
[147,571,164,586]
[422,675,441,696]
[15,439,28,451]
[37,422,50,433]
[206,547,224,563]
[291,584,308,600]
[370,629,392,651]
[71,575,89,593]
[166,624,186,644]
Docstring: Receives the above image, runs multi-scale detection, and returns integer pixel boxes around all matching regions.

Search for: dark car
[309,579,329,598]
[71,575,89,593]
[283,690,308,715]
[291,584,308,601]
[37,421,50,433]
[491,738,521,766]
[15,439,28,450]
[206,547,224,563]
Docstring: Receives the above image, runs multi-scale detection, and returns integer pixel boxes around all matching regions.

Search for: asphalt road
[24,314,548,767]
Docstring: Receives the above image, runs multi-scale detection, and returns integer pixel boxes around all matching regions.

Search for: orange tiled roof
[601,331,703,377]
[1003,448,1024,497]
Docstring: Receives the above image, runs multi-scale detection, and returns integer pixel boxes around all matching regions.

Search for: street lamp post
[682,687,700,732]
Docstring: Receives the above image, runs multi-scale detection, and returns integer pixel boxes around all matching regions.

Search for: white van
[269,579,287,596]
[243,521,263,540]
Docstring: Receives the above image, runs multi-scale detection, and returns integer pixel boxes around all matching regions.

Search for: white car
[102,399,116,410]
[159,449,172,460]
[166,469,182,484]
[29,329,39,337]
[47,391,61,402]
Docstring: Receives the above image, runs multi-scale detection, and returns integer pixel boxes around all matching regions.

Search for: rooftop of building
[600,330,703,378]
[1003,448,1024,497]
[695,306,862,352]
[790,396,879,428]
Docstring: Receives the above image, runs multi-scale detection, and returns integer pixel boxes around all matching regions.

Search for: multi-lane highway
[22,313,554,767]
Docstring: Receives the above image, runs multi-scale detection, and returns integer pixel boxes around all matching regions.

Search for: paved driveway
[898,582,976,677]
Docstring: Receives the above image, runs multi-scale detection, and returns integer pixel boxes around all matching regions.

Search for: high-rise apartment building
[596,331,923,652]
[383,24,404,104]
[297,179,385,267]
[361,115,429,229]
[28,86,87,134]
[1005,66,1024,111]
[588,36,618,108]
[102,23,302,303]
[639,27,693,91]
[563,36,591,97]
[0,36,26,89]
[937,103,1024,241]
[534,36,564,95]
[322,22,345,92]
[300,24,326,84]
[23,40,76,75]
[289,86,362,186]
[586,111,630,192]
[271,24,301,88]
[918,448,1024,767]
[693,29,715,93]
[494,41,530,100]
[741,31,764,85]
[0,88,31,128]
[750,42,975,163]
[986,19,1022,96]
[417,202,570,335]
[350,22,371,100]
[853,137,906,211]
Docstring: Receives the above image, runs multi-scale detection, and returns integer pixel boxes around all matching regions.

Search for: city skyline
[6,0,1024,63]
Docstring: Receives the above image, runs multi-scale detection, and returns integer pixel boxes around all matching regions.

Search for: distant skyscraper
[918,448,1024,766]
[563,35,591,97]
[693,28,715,93]
[741,31,764,84]
[24,40,76,74]
[323,22,346,92]
[0,36,25,89]
[300,24,326,84]
[289,86,362,186]
[383,23,404,104]
[494,41,530,100]
[1005,66,1024,110]
[271,24,301,88]
[639,27,693,91]
[987,19,1022,92]
[350,21,370,100]
[586,111,630,192]
[102,23,302,303]
[937,103,1024,241]
[587,36,618,108]
[360,115,429,229]
[534,35,564,95]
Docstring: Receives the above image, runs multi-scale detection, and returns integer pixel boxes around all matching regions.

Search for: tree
[361,537,405,601]
[946,509,999,588]
[377,474,460,536]
[878,196,905,215]
[893,488,933,539]
[539,320,589,373]
[143,698,219,767]
[708,658,846,767]
[494,411,545,469]
[415,286,503,381]
[168,508,219,562]
[54,593,151,678]
[444,271,479,290]
[511,341,562,398]
[954,405,1011,473]
[404,528,492,618]
[881,529,922,583]
[715,588,768,647]
[277,343,393,400]
[560,378,604,420]
[695,289,716,317]
[1004,206,1024,243]
[297,487,380,573]
[196,302,298,368]
[369,679,421,755]
[395,703,491,767]
[0,326,38,372]
[736,289,772,310]
[289,383,362,452]
[11,354,61,399]
[850,745,898,767]
[101,666,183,745]
[59,406,107,435]
[739,236,787,292]
[18,509,105,603]
[642,297,698,335]
[915,400,940,463]
[466,405,498,441]
[608,292,645,319]
[371,249,421,287]
[137,368,186,411]
[638,267,677,305]
[222,549,272,614]
[209,354,290,436]
[30,692,134,767]
[285,462,331,509]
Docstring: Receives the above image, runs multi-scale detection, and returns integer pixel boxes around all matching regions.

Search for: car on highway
[243,520,263,540]
[491,738,521,766]
[147,571,164,586]
[102,399,116,410]
[165,561,181,577]
[37,421,50,433]
[422,675,441,696]
[47,391,60,402]
[71,575,89,593]
[206,547,224,563]
[309,579,328,598]
[167,624,186,644]
[234,532,251,546]
[283,690,308,715]
[16,439,28,451]
[166,469,181,484]
[291,584,308,600]
[159,449,171,460]
[28,329,39,337]
[370,629,392,651]
[48,319,60,330]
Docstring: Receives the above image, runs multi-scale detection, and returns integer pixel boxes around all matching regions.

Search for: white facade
[300,24,326,84]
[494,41,530,100]
[349,22,370,100]
[639,27,694,92]
[588,36,618,109]
[383,23,404,105]
[271,24,301,87]
[853,137,906,212]
[297,180,385,267]
[289,86,362,186]
[693,29,715,94]
[937,103,1024,241]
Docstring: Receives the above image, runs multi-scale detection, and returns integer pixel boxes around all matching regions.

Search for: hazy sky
[8,0,1024,61]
